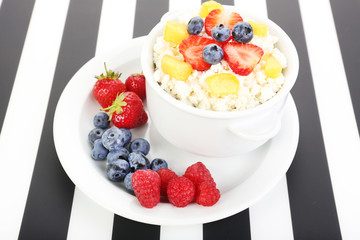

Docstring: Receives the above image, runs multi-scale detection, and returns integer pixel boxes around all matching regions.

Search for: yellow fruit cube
[199,0,224,18]
[263,54,282,78]
[248,21,268,37]
[205,73,239,95]
[161,55,193,81]
[164,21,189,44]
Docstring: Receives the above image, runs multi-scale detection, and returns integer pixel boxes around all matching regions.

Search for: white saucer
[54,37,299,226]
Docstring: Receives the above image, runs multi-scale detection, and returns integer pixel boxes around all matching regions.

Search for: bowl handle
[228,114,281,141]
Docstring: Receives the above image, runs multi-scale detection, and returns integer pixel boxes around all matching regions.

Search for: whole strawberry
[132,169,161,208]
[103,92,148,129]
[93,63,126,108]
[125,74,146,100]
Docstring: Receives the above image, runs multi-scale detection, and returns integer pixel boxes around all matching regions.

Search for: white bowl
[141,7,299,157]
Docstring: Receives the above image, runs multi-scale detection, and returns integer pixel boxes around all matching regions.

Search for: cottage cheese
[153,15,287,112]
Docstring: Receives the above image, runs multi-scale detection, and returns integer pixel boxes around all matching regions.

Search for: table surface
[1,0,359,239]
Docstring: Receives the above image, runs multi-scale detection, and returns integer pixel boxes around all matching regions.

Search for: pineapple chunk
[263,54,282,78]
[248,21,268,37]
[161,54,193,81]
[205,73,239,95]
[199,0,224,18]
[164,21,189,44]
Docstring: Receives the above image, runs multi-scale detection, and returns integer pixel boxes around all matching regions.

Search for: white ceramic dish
[53,37,299,226]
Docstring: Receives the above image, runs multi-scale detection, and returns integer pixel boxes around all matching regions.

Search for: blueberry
[187,16,204,35]
[203,44,224,65]
[91,139,109,160]
[107,147,129,164]
[128,152,150,172]
[124,172,134,193]
[211,24,231,42]
[150,158,168,172]
[232,22,253,43]
[88,127,105,145]
[106,159,130,181]
[93,112,109,129]
[129,138,150,155]
[101,127,132,151]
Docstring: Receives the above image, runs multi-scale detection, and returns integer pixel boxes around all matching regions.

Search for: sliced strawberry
[223,42,264,76]
[204,9,243,36]
[179,35,216,71]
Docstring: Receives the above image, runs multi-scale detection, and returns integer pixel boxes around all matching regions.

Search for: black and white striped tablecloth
[0,0,359,239]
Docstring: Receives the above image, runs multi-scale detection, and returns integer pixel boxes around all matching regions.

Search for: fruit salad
[153,0,287,111]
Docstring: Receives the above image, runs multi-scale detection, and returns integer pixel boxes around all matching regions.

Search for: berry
[202,43,223,65]
[128,152,150,172]
[129,138,150,155]
[101,127,132,151]
[196,181,220,206]
[179,35,216,71]
[167,176,196,207]
[124,172,134,193]
[211,24,231,42]
[157,168,178,196]
[232,22,253,43]
[106,147,129,164]
[93,112,110,129]
[150,158,168,172]
[184,162,215,188]
[223,42,264,76]
[204,9,243,36]
[88,127,105,145]
[187,16,204,35]
[91,139,108,160]
[106,159,130,181]
[93,63,126,108]
[103,92,148,129]
[125,74,146,100]
[132,169,161,208]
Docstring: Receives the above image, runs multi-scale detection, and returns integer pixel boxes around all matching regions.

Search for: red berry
[131,170,161,208]
[125,74,146,100]
[167,176,196,207]
[103,92,148,129]
[223,42,264,76]
[158,168,178,196]
[184,162,215,188]
[196,181,221,206]
[93,63,126,108]
[205,9,243,36]
[179,35,216,71]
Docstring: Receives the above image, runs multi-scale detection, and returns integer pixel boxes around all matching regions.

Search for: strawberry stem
[102,92,127,120]
[95,62,122,80]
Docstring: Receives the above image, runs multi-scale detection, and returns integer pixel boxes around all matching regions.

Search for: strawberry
[125,74,146,100]
[196,181,221,206]
[93,63,126,108]
[223,42,264,76]
[204,9,243,36]
[167,176,196,207]
[103,91,148,129]
[132,170,161,208]
[179,35,216,71]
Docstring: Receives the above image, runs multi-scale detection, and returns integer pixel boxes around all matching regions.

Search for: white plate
[54,37,299,226]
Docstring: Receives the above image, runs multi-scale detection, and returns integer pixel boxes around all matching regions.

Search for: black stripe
[267,0,342,239]
[133,0,169,38]
[330,0,360,135]
[204,211,251,240]
[0,0,35,134]
[112,216,160,240]
[18,0,103,238]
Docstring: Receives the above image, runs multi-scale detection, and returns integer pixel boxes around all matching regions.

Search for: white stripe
[66,1,136,239]
[161,225,203,240]
[299,0,360,239]
[0,0,70,239]
[234,0,295,239]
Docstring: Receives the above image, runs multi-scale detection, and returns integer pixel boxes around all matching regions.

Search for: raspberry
[157,168,178,196]
[184,162,215,188]
[131,169,161,208]
[196,181,221,206]
[167,177,196,207]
